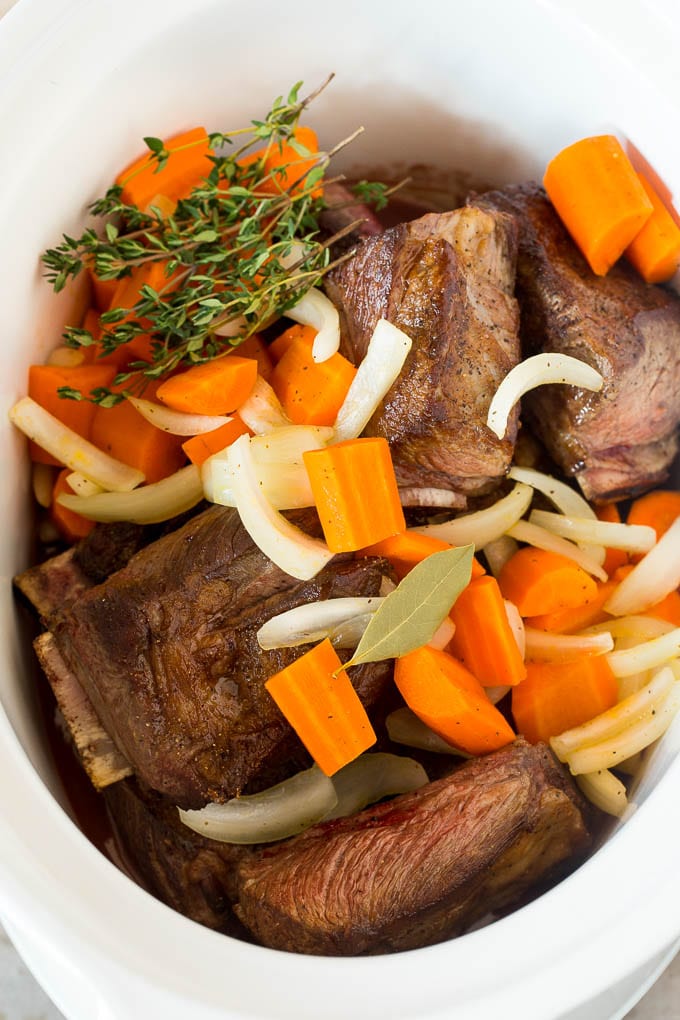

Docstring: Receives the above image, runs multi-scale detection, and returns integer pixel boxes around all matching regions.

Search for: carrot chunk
[270,330,356,426]
[625,173,680,283]
[116,127,213,210]
[28,364,117,465]
[627,489,680,564]
[88,267,118,312]
[90,385,186,483]
[181,415,252,467]
[359,532,485,582]
[242,126,321,198]
[394,646,515,756]
[265,639,376,776]
[448,575,527,687]
[50,469,95,543]
[525,578,617,634]
[155,357,258,416]
[512,657,618,745]
[544,135,653,275]
[595,502,629,576]
[303,438,406,553]
[268,323,315,362]
[498,547,598,617]
[234,334,274,382]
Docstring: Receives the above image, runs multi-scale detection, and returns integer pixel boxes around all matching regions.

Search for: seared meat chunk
[51,506,393,808]
[475,183,680,502]
[319,182,383,253]
[234,740,591,955]
[324,205,521,497]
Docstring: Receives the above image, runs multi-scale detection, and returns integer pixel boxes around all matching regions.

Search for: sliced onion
[127,396,232,436]
[213,314,247,338]
[398,487,464,509]
[227,434,333,580]
[333,319,413,444]
[576,770,628,818]
[584,615,675,642]
[328,612,375,650]
[10,397,145,492]
[617,670,654,702]
[46,345,86,367]
[485,685,511,705]
[507,519,608,581]
[246,425,334,464]
[386,707,467,756]
[178,765,337,844]
[604,516,680,616]
[286,288,340,363]
[524,627,613,662]
[322,752,428,821]
[57,464,203,524]
[257,597,384,650]
[428,616,456,650]
[205,457,314,510]
[413,482,533,551]
[529,509,656,555]
[606,627,680,678]
[65,471,103,497]
[482,535,519,578]
[487,353,603,440]
[504,599,526,658]
[32,462,55,508]
[237,376,291,434]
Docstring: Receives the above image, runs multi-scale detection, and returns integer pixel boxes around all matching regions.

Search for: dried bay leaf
[344,545,474,669]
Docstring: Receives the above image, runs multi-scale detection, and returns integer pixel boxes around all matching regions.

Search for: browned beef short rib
[324,205,521,497]
[319,182,383,253]
[475,183,680,503]
[51,506,393,808]
[234,740,591,955]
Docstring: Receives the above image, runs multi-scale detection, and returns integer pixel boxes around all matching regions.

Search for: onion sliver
[386,707,466,756]
[576,770,627,818]
[604,516,680,616]
[506,519,607,581]
[247,425,334,464]
[286,288,340,363]
[227,434,333,580]
[10,397,145,492]
[178,765,337,844]
[485,685,511,705]
[322,752,428,821]
[205,457,315,510]
[257,597,383,650]
[128,396,232,436]
[487,353,603,440]
[46,345,86,367]
[529,509,656,555]
[32,463,55,508]
[428,617,456,650]
[524,627,613,663]
[550,666,676,760]
[66,471,103,497]
[606,627,680,677]
[57,464,203,524]
[328,613,375,649]
[482,535,519,578]
[584,615,675,642]
[333,319,413,444]
[413,482,533,550]
[398,487,464,509]
[213,314,247,338]
[504,599,525,657]
[237,376,291,434]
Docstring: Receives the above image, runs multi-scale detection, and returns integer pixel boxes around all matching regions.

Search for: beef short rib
[234,739,591,955]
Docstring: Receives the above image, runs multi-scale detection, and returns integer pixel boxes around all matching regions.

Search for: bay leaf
[343,544,474,669]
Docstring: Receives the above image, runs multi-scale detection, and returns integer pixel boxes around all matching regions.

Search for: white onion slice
[606,627,680,678]
[487,353,603,440]
[213,314,247,338]
[483,536,519,578]
[507,520,608,581]
[524,627,613,662]
[286,288,340,363]
[322,752,428,821]
[385,707,467,756]
[428,616,456,650]
[178,765,337,844]
[333,319,413,444]
[32,462,55,508]
[46,345,86,367]
[529,509,656,555]
[584,615,675,642]
[227,434,333,580]
[10,397,145,492]
[485,685,511,705]
[413,482,533,550]
[328,613,375,650]
[127,396,232,436]
[237,376,291,434]
[256,597,383,650]
[57,464,203,524]
[65,471,103,497]
[205,457,314,510]
[576,770,627,818]
[398,487,463,509]
[246,425,334,464]
[604,516,680,616]
[504,599,526,658]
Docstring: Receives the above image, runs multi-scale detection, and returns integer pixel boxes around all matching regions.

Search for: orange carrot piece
[234,334,274,382]
[544,135,653,275]
[28,363,117,466]
[525,578,617,634]
[610,562,680,627]
[498,547,598,618]
[595,502,629,576]
[90,386,186,483]
[627,489,680,564]
[512,656,618,745]
[242,125,322,198]
[81,308,102,342]
[303,438,405,553]
[50,469,95,543]
[625,173,680,283]
[181,415,252,467]
[155,356,258,416]
[265,638,376,776]
[359,532,485,582]
[116,127,213,210]
[88,267,118,311]
[448,575,527,687]
[270,334,356,427]
[268,323,315,362]
[394,646,515,756]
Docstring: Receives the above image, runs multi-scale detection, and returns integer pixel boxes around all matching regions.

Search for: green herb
[41,75,402,404]
[343,545,475,670]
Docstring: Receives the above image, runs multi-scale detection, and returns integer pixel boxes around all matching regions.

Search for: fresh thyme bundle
[41,76,393,406]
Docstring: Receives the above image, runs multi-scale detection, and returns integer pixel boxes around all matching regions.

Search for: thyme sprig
[41,77,396,405]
